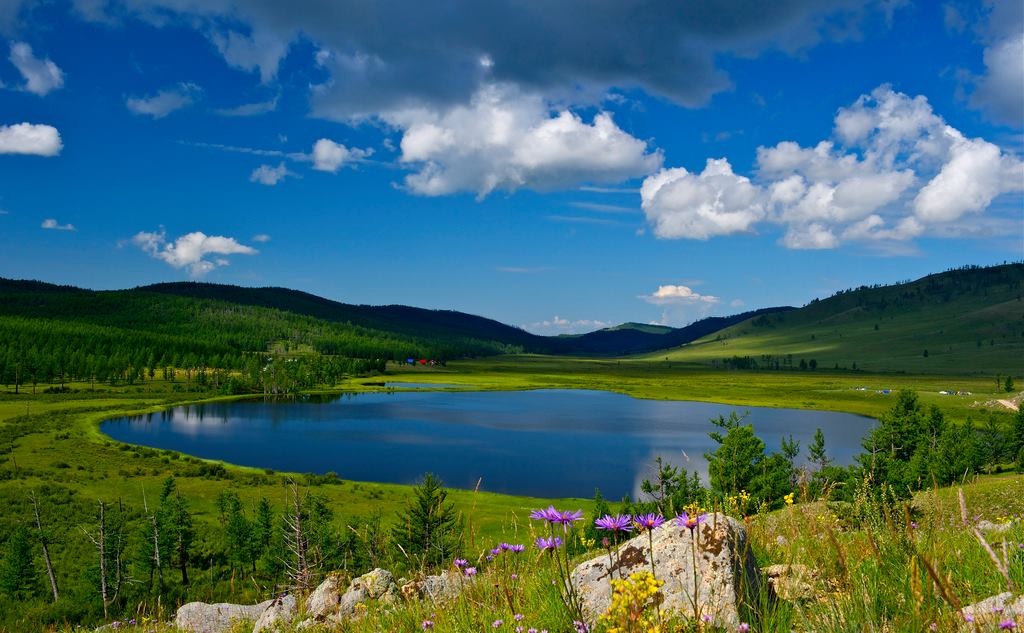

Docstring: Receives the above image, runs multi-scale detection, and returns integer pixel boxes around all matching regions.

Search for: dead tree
[142,486,163,593]
[282,482,310,592]
[29,492,58,602]
[82,501,126,619]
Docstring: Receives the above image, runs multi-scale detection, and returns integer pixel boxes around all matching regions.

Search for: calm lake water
[103,390,873,499]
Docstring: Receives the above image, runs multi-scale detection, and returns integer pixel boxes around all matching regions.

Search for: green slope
[643,263,1024,375]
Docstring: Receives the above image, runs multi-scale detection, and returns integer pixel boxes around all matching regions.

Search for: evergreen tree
[392,473,462,571]
[808,428,830,470]
[705,412,765,498]
[0,525,36,600]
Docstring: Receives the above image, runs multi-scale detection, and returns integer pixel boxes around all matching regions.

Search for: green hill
[644,263,1024,375]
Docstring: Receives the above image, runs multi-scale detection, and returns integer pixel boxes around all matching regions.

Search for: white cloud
[522,315,610,335]
[641,284,719,305]
[966,0,1024,127]
[312,138,372,173]
[131,228,258,277]
[390,84,663,197]
[126,83,200,118]
[249,162,293,185]
[252,233,271,242]
[8,42,63,95]
[215,96,278,117]
[210,29,289,83]
[642,85,1023,250]
[41,218,75,231]
[0,122,62,155]
[641,159,764,239]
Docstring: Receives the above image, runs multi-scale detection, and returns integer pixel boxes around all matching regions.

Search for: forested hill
[648,263,1024,374]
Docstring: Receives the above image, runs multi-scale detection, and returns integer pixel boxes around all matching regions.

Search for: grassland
[640,265,1024,375]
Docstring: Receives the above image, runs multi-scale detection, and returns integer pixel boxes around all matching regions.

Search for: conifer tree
[392,473,462,571]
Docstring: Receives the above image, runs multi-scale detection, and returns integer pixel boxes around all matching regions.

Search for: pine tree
[808,428,830,470]
[392,473,462,571]
[0,525,36,600]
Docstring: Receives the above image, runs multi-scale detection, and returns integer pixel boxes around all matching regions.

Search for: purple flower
[555,509,585,529]
[493,619,504,628]
[738,624,750,632]
[509,543,525,553]
[535,536,563,552]
[422,621,434,630]
[464,566,477,577]
[500,543,512,551]
[573,621,589,633]
[634,513,666,530]
[453,558,468,568]
[514,614,524,621]
[529,506,562,522]
[675,511,707,532]
[595,514,634,533]
[963,614,975,623]
[510,573,518,580]
[1000,621,1016,630]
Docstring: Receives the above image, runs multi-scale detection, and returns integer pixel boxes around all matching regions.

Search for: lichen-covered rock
[305,573,345,620]
[251,594,296,632]
[301,568,400,627]
[571,513,761,628]
[175,599,273,633]
[960,592,1024,629]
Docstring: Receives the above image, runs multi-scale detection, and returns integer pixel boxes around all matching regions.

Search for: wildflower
[1000,621,1015,630]
[493,619,504,628]
[573,621,589,633]
[702,614,713,622]
[464,566,477,577]
[510,573,518,580]
[514,614,524,621]
[784,492,795,506]
[422,621,434,630]
[509,544,525,553]
[963,614,975,623]
[738,624,750,632]
[595,514,634,533]
[634,513,665,530]
[555,509,585,530]
[675,511,707,532]
[516,628,523,633]
[529,506,562,522]
[453,558,468,568]
[535,536,563,552]
[490,547,502,556]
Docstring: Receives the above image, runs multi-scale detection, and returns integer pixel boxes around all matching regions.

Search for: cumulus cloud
[641,284,719,305]
[131,228,258,276]
[126,83,200,118]
[392,85,662,197]
[311,138,372,173]
[210,29,290,83]
[8,42,63,95]
[966,0,1024,126]
[41,218,75,231]
[642,85,1023,250]
[249,162,293,185]
[522,315,610,336]
[0,122,62,155]
[641,159,763,239]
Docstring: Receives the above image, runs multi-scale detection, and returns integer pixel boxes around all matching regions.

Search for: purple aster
[1000,621,1016,630]
[510,543,525,553]
[453,558,468,568]
[529,506,562,522]
[534,536,563,552]
[422,621,434,630]
[675,511,707,532]
[493,620,504,628]
[464,566,477,577]
[491,547,502,556]
[595,514,634,533]
[514,614,524,621]
[738,624,750,632]
[634,513,666,530]
[555,509,585,528]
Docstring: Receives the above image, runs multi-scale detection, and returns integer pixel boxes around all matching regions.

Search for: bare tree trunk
[142,487,163,593]
[283,482,310,592]
[30,493,59,602]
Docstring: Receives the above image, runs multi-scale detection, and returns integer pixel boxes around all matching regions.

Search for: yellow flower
[784,492,795,506]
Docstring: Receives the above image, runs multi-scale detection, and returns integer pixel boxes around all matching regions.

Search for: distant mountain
[646,263,1024,374]
[0,278,792,358]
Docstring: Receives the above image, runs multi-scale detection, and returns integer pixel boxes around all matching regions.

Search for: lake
[102,389,874,499]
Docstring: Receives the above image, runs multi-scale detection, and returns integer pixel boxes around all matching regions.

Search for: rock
[421,570,468,604]
[175,599,273,633]
[762,564,817,601]
[252,594,296,632]
[571,513,761,628]
[303,568,400,625]
[305,573,345,620]
[960,592,1024,629]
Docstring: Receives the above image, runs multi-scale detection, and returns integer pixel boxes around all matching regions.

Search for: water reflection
[103,389,873,499]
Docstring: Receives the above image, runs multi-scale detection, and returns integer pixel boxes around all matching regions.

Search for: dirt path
[997,399,1020,412]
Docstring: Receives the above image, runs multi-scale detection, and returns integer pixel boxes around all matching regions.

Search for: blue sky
[0,0,1021,334]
